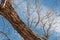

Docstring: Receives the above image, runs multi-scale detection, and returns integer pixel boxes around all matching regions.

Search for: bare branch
[0,30,11,40]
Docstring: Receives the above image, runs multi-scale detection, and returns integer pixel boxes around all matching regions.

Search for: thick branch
[0,0,44,40]
[0,5,43,40]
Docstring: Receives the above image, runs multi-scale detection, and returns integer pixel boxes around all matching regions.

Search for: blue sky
[0,0,60,40]
[42,0,60,13]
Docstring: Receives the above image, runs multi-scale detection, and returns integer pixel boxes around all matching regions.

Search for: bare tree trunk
[0,0,43,40]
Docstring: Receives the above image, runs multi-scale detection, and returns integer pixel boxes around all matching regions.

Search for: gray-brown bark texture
[0,0,44,40]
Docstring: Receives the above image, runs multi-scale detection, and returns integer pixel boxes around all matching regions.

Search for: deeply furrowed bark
[0,0,44,40]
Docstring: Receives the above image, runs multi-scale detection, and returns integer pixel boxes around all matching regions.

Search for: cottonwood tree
[22,0,58,40]
[38,11,57,40]
[0,0,58,40]
[0,0,43,40]
[34,1,58,39]
[33,5,57,40]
